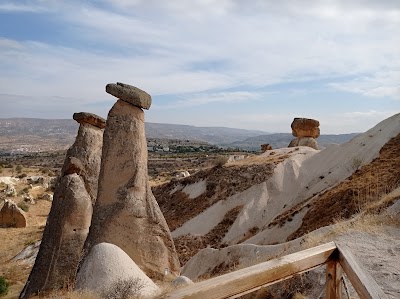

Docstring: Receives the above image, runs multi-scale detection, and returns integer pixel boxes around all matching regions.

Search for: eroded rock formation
[291,118,320,138]
[288,118,320,150]
[76,243,160,298]
[0,199,27,228]
[20,113,105,298]
[261,144,273,152]
[83,83,180,279]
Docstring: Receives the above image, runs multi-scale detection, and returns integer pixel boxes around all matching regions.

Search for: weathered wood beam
[166,242,337,299]
[337,244,388,299]
[325,260,342,299]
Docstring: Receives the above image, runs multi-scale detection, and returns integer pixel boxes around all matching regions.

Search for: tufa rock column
[288,117,320,150]
[82,82,180,279]
[20,112,105,299]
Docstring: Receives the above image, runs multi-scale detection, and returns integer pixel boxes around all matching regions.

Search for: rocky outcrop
[291,118,320,138]
[83,83,180,279]
[5,184,17,197]
[261,144,272,152]
[288,137,319,150]
[0,199,27,228]
[61,112,106,201]
[171,276,194,287]
[73,112,106,129]
[20,113,105,299]
[76,243,160,298]
[289,118,320,149]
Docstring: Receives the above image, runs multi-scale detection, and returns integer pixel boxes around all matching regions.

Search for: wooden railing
[165,242,388,299]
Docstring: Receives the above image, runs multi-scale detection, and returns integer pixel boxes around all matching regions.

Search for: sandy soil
[336,229,400,299]
[0,199,51,299]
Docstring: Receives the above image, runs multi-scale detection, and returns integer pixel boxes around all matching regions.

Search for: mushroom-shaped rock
[73,112,106,129]
[83,97,180,279]
[20,112,104,299]
[0,199,27,228]
[106,82,152,109]
[291,118,320,138]
[76,243,160,298]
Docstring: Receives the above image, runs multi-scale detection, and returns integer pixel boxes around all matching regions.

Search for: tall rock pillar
[20,113,105,298]
[83,82,180,279]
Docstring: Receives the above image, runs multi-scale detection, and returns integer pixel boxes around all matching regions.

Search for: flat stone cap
[106,82,152,110]
[291,118,320,128]
[73,112,106,129]
[291,117,320,138]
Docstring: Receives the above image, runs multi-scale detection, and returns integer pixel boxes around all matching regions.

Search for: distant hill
[145,122,268,144]
[0,118,359,153]
[0,118,268,153]
[224,133,360,150]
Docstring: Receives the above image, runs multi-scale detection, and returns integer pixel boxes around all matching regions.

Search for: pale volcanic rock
[61,115,104,201]
[291,118,320,138]
[20,112,104,298]
[62,156,85,176]
[105,82,152,109]
[73,112,106,129]
[83,99,179,279]
[288,137,319,150]
[0,199,27,228]
[20,174,93,298]
[76,243,160,298]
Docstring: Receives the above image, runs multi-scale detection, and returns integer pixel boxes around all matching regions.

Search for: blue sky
[0,0,399,133]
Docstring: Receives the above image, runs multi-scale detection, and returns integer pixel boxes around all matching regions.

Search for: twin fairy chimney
[20,112,105,298]
[288,118,320,150]
[20,83,179,298]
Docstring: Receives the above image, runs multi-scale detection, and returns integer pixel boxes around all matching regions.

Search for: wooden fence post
[326,259,342,299]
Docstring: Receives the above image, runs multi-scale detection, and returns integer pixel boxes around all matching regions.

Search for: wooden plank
[337,244,388,299]
[325,261,342,299]
[228,263,324,299]
[165,242,337,299]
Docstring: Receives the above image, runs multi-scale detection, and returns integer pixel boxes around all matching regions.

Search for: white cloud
[1,1,399,132]
[153,91,262,109]
[0,2,47,13]
[330,71,400,99]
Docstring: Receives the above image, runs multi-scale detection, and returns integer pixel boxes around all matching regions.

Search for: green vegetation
[0,276,9,297]
[15,164,23,173]
[351,157,363,170]
[18,202,29,212]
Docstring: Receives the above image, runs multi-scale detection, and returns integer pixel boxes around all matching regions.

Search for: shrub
[101,278,145,299]
[15,165,23,173]
[0,276,9,296]
[351,157,363,170]
[212,156,228,167]
[18,202,29,212]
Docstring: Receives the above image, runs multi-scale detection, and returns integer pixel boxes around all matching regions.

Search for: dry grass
[301,212,399,250]
[154,163,275,232]
[288,133,400,241]
[0,173,52,299]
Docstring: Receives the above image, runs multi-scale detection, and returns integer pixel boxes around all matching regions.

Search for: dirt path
[336,228,400,299]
